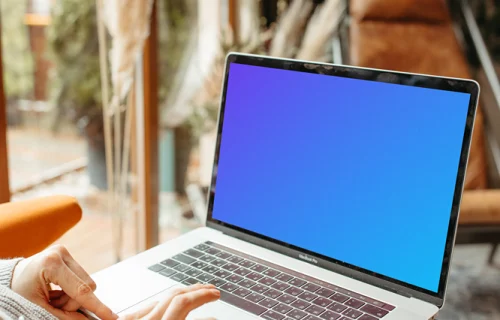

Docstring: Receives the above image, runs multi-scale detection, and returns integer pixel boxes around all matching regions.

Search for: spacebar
[219,290,267,316]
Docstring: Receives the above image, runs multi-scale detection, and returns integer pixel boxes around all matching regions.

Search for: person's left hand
[11,245,117,320]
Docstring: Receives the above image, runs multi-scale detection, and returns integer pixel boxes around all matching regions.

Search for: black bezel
[206,53,480,307]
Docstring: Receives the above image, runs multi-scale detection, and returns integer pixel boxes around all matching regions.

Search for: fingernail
[211,289,220,296]
[113,313,119,319]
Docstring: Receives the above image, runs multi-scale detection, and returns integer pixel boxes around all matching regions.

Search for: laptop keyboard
[148,241,395,320]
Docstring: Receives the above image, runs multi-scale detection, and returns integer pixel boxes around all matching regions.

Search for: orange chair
[0,195,82,258]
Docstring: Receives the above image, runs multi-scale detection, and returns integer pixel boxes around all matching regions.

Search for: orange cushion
[0,195,82,258]
[350,0,450,23]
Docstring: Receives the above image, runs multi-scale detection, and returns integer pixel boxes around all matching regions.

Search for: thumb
[45,304,88,320]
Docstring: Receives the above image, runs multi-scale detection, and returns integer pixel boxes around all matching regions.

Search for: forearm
[0,286,56,320]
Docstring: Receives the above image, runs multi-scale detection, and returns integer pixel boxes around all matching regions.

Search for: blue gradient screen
[211,63,471,292]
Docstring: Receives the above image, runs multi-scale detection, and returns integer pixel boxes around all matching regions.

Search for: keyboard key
[381,304,395,311]
[196,273,214,283]
[272,281,290,291]
[170,273,188,282]
[205,247,221,255]
[250,264,268,273]
[291,299,311,310]
[316,288,335,298]
[299,292,318,302]
[194,243,210,251]
[273,303,294,314]
[345,299,364,309]
[342,308,363,319]
[288,309,308,319]
[262,310,286,320]
[222,263,240,272]
[305,305,325,316]
[289,278,307,287]
[159,268,176,277]
[263,288,282,299]
[227,255,244,264]
[227,274,243,284]
[211,259,227,267]
[276,273,294,282]
[360,305,388,318]
[320,310,341,320]
[305,316,321,320]
[277,293,296,304]
[239,279,257,288]
[182,277,199,285]
[246,292,265,303]
[172,254,196,265]
[263,269,281,277]
[260,277,278,286]
[330,293,349,303]
[312,297,333,308]
[251,284,269,294]
[183,249,204,258]
[184,268,203,277]
[213,269,231,278]
[216,251,232,259]
[327,303,347,313]
[259,298,279,308]
[221,283,238,292]
[234,287,252,298]
[247,272,264,281]
[161,259,179,268]
[148,264,165,272]
[207,278,226,287]
[202,265,219,274]
[359,315,377,320]
[220,290,267,315]
[285,286,304,296]
[303,283,321,293]
[239,260,256,268]
[191,261,208,270]
[173,264,189,272]
[199,255,216,263]
[234,268,252,276]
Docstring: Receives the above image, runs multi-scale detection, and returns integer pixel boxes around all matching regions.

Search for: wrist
[0,258,23,288]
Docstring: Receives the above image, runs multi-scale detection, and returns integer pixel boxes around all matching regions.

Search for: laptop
[90,53,479,320]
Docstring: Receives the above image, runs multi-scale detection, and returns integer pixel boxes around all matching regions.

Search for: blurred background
[1,0,500,319]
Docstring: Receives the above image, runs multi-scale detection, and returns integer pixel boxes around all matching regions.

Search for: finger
[45,304,88,320]
[58,247,97,291]
[146,284,215,319]
[161,288,220,320]
[50,293,71,309]
[119,301,158,320]
[49,290,66,300]
[44,262,117,320]
[61,299,81,312]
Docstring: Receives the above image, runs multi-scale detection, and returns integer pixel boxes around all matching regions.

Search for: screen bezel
[206,53,480,307]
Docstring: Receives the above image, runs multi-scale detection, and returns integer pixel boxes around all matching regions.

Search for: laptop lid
[206,53,479,307]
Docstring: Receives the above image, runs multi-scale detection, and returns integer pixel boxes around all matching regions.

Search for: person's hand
[119,283,220,320]
[11,245,117,320]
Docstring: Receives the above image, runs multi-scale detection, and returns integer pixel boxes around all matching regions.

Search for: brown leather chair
[347,0,500,262]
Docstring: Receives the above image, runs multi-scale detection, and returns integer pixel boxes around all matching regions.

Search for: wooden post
[0,22,11,203]
[228,0,239,43]
[141,0,159,249]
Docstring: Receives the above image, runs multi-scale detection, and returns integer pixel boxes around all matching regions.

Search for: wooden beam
[142,0,159,249]
[228,0,239,43]
[0,21,10,203]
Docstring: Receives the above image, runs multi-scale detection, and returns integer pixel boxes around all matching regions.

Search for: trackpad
[116,285,258,320]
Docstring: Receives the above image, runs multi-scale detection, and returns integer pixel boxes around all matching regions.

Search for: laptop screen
[210,62,471,294]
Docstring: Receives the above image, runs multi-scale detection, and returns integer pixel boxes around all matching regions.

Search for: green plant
[46,0,103,136]
[0,0,34,101]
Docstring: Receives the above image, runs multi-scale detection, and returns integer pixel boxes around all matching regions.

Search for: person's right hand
[119,283,220,320]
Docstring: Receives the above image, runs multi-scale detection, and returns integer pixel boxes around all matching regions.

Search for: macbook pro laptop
[90,53,480,320]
